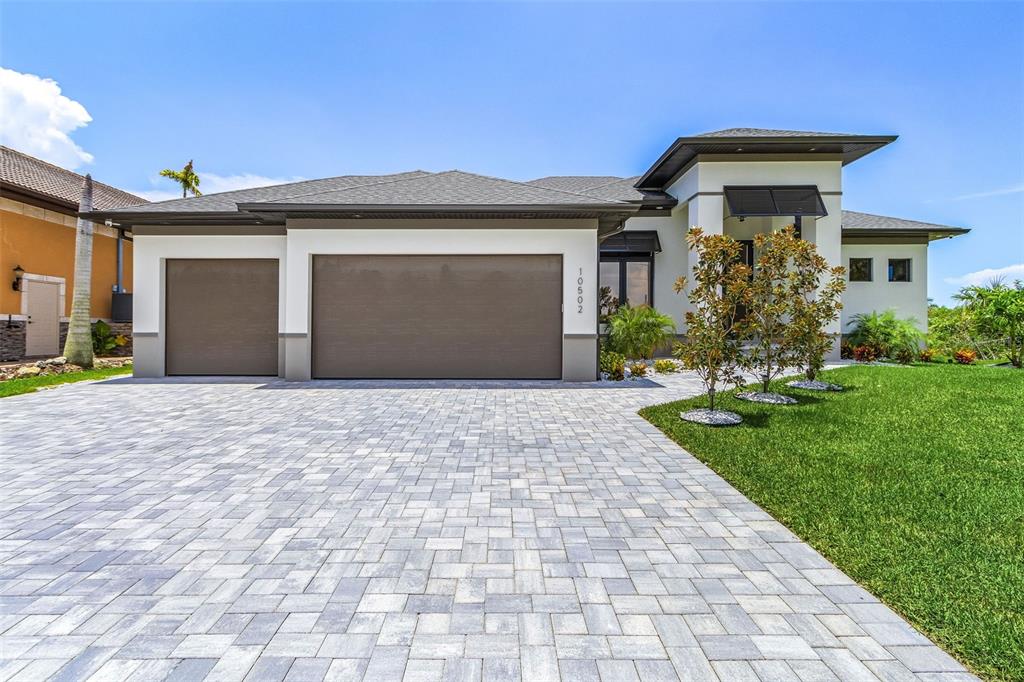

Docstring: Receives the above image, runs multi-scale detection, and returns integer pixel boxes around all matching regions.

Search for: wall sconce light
[11,265,24,292]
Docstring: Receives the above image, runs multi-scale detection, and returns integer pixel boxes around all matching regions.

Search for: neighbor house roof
[0,146,146,212]
[636,129,898,191]
[841,210,969,240]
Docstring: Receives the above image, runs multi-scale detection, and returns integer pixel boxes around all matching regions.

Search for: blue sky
[2,1,1021,305]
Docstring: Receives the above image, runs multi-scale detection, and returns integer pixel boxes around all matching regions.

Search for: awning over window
[724,186,827,217]
[600,230,662,254]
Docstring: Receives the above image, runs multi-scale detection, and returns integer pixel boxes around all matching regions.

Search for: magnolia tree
[742,227,801,395]
[673,228,751,418]
[786,238,846,383]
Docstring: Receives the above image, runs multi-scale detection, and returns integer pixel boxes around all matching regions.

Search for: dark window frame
[888,258,912,282]
[600,253,655,309]
[849,257,873,282]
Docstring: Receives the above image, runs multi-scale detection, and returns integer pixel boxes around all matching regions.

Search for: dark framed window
[849,258,873,282]
[600,256,653,312]
[888,258,912,282]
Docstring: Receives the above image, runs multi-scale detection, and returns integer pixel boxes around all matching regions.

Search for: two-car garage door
[164,255,563,379]
[312,255,562,379]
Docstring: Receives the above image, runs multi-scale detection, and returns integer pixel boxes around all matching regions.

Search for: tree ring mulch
[787,380,844,391]
[736,391,798,404]
[680,409,743,426]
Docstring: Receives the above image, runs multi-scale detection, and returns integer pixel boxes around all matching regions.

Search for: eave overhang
[842,227,970,242]
[635,134,899,191]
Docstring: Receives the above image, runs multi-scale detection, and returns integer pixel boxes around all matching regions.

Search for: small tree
[63,175,95,367]
[956,280,1024,368]
[743,227,800,392]
[160,159,202,198]
[673,228,751,411]
[786,239,846,381]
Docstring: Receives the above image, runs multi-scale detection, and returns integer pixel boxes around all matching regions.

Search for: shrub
[840,340,854,359]
[653,358,677,374]
[672,228,751,411]
[627,362,648,378]
[91,320,127,356]
[955,280,1024,368]
[853,345,878,363]
[848,310,922,361]
[894,347,916,365]
[919,348,935,362]
[599,349,626,380]
[954,348,977,365]
[606,305,677,359]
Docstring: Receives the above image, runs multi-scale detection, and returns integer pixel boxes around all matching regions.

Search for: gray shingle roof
[696,128,854,138]
[1,146,146,210]
[841,210,968,234]
[241,170,633,207]
[105,171,433,213]
[526,176,646,202]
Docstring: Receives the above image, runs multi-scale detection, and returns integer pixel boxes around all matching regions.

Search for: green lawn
[640,364,1024,681]
[0,364,132,398]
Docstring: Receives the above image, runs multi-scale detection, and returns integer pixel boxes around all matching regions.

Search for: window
[849,258,873,282]
[599,257,653,312]
[888,258,912,282]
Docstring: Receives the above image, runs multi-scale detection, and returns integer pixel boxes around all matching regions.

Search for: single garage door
[313,255,562,379]
[165,259,279,376]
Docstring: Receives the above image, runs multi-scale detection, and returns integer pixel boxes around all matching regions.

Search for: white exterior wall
[133,220,599,380]
[841,242,929,333]
[132,234,288,377]
[627,159,846,349]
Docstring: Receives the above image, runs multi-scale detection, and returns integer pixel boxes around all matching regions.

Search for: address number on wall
[577,267,584,314]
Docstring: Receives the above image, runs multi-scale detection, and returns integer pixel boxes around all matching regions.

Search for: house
[84,128,968,381]
[1,147,146,361]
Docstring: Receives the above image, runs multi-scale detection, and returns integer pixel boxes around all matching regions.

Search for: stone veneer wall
[1,320,27,362]
[0,320,133,362]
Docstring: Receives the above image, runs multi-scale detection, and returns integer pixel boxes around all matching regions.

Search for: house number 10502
[577,267,584,314]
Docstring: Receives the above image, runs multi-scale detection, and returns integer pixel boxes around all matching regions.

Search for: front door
[25,279,61,357]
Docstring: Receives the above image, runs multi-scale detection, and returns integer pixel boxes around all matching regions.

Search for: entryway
[24,277,61,357]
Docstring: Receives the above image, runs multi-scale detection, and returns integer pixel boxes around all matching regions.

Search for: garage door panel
[313,255,562,379]
[166,259,279,376]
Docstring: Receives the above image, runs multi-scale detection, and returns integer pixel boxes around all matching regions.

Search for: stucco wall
[132,221,599,380]
[841,242,929,333]
[621,207,690,327]
[1,204,133,319]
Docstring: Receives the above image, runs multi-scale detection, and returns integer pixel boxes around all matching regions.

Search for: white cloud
[944,263,1024,286]
[0,67,94,169]
[949,184,1024,201]
[133,172,306,202]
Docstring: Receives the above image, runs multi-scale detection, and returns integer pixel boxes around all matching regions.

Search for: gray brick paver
[0,374,974,680]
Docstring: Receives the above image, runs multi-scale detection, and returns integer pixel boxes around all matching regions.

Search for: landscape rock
[736,391,798,404]
[787,379,844,391]
[680,408,743,426]
[16,366,42,378]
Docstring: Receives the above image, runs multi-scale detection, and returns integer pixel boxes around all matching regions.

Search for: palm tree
[63,175,94,367]
[160,160,202,198]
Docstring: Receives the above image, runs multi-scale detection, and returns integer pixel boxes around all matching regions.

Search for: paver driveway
[0,373,972,681]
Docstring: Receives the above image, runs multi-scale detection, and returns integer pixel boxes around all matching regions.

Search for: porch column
[682,193,725,318]
[805,194,844,360]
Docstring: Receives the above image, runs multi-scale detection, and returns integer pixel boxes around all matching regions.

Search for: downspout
[115,228,124,293]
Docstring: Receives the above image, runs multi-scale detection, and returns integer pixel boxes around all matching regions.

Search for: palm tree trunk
[63,175,95,367]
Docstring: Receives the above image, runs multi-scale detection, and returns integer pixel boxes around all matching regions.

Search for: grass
[0,364,132,398]
[640,363,1024,681]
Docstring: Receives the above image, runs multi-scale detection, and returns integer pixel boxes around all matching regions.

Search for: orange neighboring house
[1,146,146,361]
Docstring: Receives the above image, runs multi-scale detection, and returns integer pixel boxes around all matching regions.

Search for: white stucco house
[86,128,968,382]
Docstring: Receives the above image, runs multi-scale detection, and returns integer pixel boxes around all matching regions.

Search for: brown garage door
[166,259,279,376]
[313,255,562,379]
